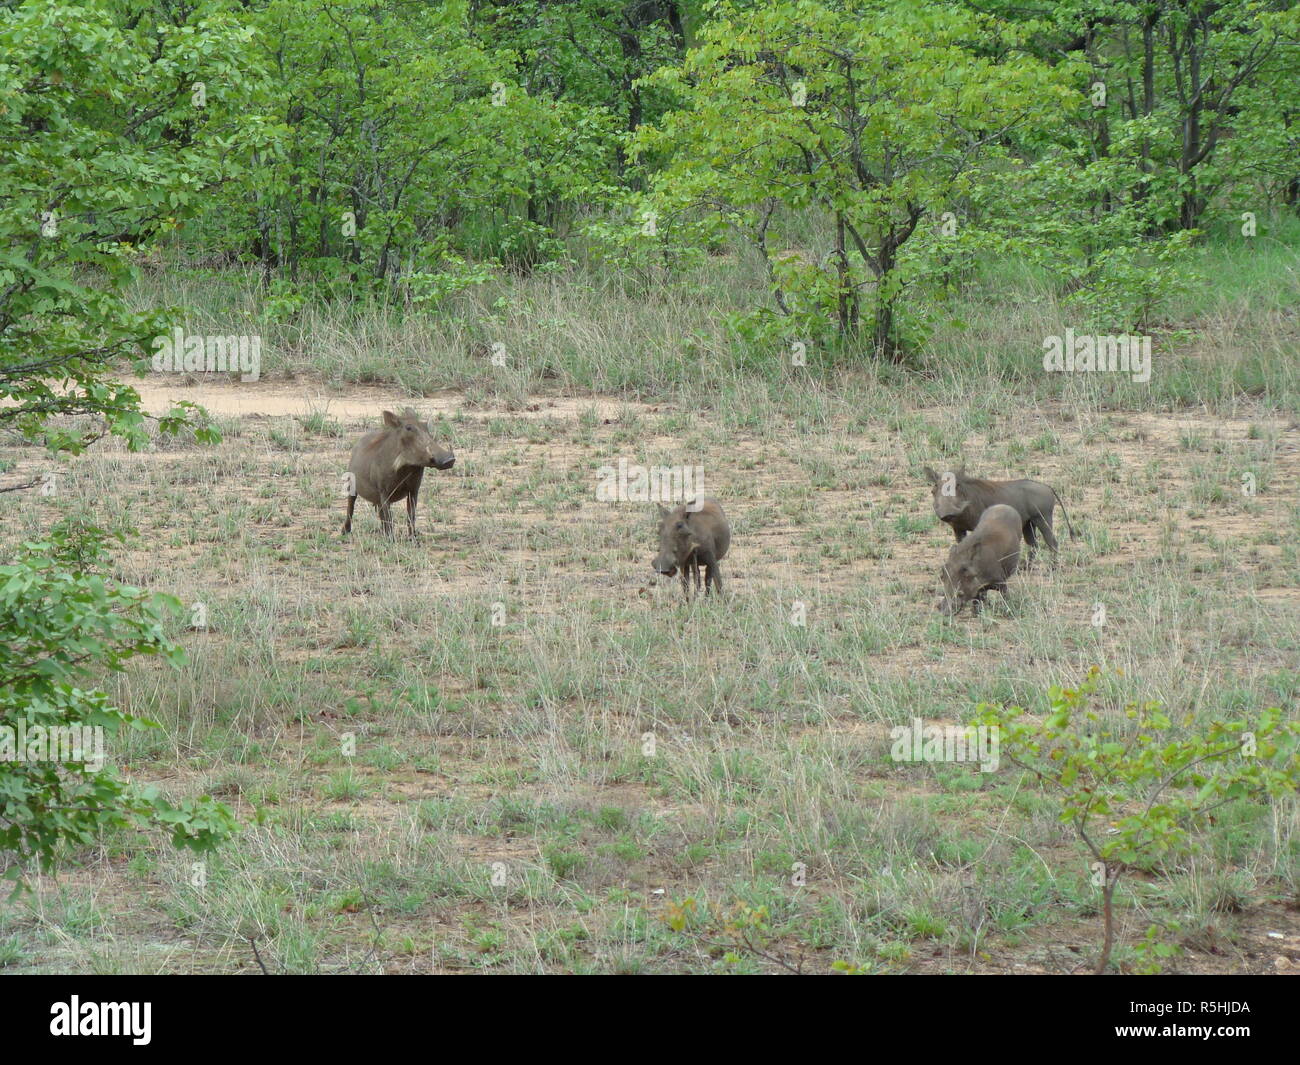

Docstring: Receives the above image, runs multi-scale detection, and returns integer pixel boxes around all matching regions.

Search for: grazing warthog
[342,408,454,538]
[922,465,1075,557]
[652,498,731,597]
[936,503,1022,616]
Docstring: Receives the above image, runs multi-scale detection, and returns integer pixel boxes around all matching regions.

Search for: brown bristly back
[957,474,1000,512]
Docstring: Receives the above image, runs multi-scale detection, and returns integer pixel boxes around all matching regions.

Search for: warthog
[937,503,1022,616]
[922,465,1075,557]
[342,408,454,538]
[652,498,731,596]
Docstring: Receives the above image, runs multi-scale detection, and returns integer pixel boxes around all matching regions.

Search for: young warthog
[652,498,731,597]
[936,503,1022,616]
[342,408,454,538]
[922,465,1075,557]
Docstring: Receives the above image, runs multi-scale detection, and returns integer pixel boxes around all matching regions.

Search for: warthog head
[923,465,973,525]
[937,559,982,616]
[385,408,454,470]
[653,505,695,577]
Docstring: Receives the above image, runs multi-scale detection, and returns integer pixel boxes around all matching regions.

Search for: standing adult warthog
[342,408,454,538]
[936,503,1022,616]
[652,498,731,597]
[922,465,1075,557]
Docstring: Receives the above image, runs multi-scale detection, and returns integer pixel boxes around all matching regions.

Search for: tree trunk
[834,212,851,337]
[1095,866,1119,975]
[1178,15,1208,230]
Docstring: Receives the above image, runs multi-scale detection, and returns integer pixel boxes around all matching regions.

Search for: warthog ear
[656,504,670,520]
[922,466,939,485]
[382,410,400,428]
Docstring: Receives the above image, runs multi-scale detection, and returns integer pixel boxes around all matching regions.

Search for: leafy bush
[0,520,236,889]
[976,669,1300,973]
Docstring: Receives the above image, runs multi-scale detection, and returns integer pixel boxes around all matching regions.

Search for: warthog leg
[972,582,1010,615]
[705,560,723,595]
[1021,521,1043,567]
[680,555,702,598]
[1032,513,1058,554]
[406,487,420,538]
[342,494,357,535]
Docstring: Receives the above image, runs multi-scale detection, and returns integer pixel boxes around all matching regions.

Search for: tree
[0,0,256,885]
[197,0,614,291]
[977,670,1300,974]
[634,0,1073,358]
[0,0,266,456]
[980,0,1300,230]
[0,521,236,887]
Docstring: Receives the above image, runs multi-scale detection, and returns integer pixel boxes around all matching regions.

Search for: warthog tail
[1051,487,1077,540]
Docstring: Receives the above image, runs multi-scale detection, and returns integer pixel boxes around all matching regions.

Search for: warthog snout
[936,562,979,615]
[652,555,678,577]
[397,420,451,471]
[652,528,680,573]
[932,492,971,523]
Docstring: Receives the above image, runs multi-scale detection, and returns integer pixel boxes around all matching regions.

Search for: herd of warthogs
[341,410,1075,616]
